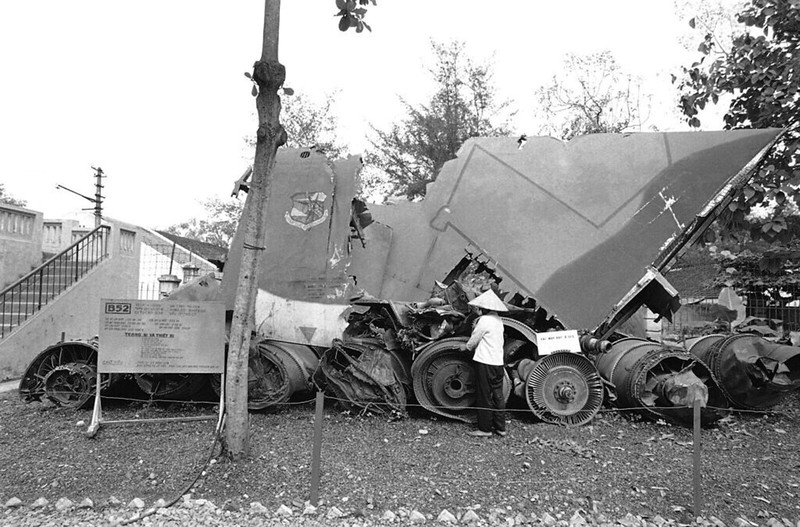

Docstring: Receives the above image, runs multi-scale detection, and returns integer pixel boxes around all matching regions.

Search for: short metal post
[692,397,702,515]
[310,391,325,504]
[86,371,103,438]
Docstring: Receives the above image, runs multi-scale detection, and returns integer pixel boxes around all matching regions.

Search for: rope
[39,388,783,417]
[119,411,224,525]
[296,393,781,417]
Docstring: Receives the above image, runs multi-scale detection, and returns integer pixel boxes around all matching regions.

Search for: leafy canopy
[0,184,26,208]
[166,197,240,249]
[367,40,515,200]
[675,0,800,243]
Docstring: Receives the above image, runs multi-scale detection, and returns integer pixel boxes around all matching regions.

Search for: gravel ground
[1,388,799,526]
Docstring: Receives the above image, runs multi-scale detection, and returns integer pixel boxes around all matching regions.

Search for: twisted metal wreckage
[19,130,800,427]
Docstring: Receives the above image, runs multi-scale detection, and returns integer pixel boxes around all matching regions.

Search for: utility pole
[91,166,104,228]
[55,165,105,228]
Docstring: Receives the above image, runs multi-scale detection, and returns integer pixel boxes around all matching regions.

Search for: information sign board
[99,299,224,374]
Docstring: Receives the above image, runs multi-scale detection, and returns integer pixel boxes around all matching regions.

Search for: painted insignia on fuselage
[285,191,329,231]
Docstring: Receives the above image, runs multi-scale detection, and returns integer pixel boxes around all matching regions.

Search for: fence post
[693,396,702,516]
[310,391,325,505]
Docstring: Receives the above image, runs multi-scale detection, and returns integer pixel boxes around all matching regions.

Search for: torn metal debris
[687,333,800,410]
[209,339,320,409]
[318,338,408,415]
[594,338,729,426]
[18,338,117,409]
[245,340,319,409]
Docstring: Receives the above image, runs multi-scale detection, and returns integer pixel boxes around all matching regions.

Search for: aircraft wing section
[375,130,782,330]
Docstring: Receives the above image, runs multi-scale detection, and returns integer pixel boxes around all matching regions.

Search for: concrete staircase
[0,226,109,340]
[1,262,96,336]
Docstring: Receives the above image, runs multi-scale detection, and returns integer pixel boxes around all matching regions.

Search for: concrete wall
[0,218,141,380]
[0,204,43,289]
[41,219,81,254]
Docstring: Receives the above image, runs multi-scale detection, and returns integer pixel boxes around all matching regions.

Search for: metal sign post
[87,299,225,437]
[310,391,325,504]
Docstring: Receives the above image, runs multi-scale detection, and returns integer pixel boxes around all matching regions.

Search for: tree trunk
[223,0,286,461]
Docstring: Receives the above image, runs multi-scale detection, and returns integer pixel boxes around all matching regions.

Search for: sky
[0,1,706,229]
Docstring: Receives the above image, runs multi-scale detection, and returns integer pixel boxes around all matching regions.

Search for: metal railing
[0,225,110,339]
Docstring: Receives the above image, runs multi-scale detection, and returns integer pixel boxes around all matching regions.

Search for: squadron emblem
[285,191,329,231]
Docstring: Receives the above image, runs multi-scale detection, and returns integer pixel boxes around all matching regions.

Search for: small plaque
[535,329,581,356]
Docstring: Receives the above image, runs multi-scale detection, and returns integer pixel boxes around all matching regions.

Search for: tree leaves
[166,197,244,249]
[335,0,373,32]
[677,0,800,243]
[0,183,27,207]
[367,41,514,200]
[243,91,348,160]
[245,71,258,96]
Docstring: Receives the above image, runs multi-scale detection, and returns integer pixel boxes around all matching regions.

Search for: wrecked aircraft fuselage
[215,130,787,424]
[22,130,798,427]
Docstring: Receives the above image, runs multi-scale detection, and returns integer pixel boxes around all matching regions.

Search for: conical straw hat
[468,290,508,312]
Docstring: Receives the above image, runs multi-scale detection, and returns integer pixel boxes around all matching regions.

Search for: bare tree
[534,51,652,140]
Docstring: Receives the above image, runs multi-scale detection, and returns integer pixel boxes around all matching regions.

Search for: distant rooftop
[155,231,227,268]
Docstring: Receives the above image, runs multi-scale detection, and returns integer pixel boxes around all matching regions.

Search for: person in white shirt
[463,289,508,437]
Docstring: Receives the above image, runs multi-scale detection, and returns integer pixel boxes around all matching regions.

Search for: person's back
[463,290,508,437]
[467,311,504,366]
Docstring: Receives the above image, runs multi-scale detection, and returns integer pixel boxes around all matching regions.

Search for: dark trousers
[475,362,506,433]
